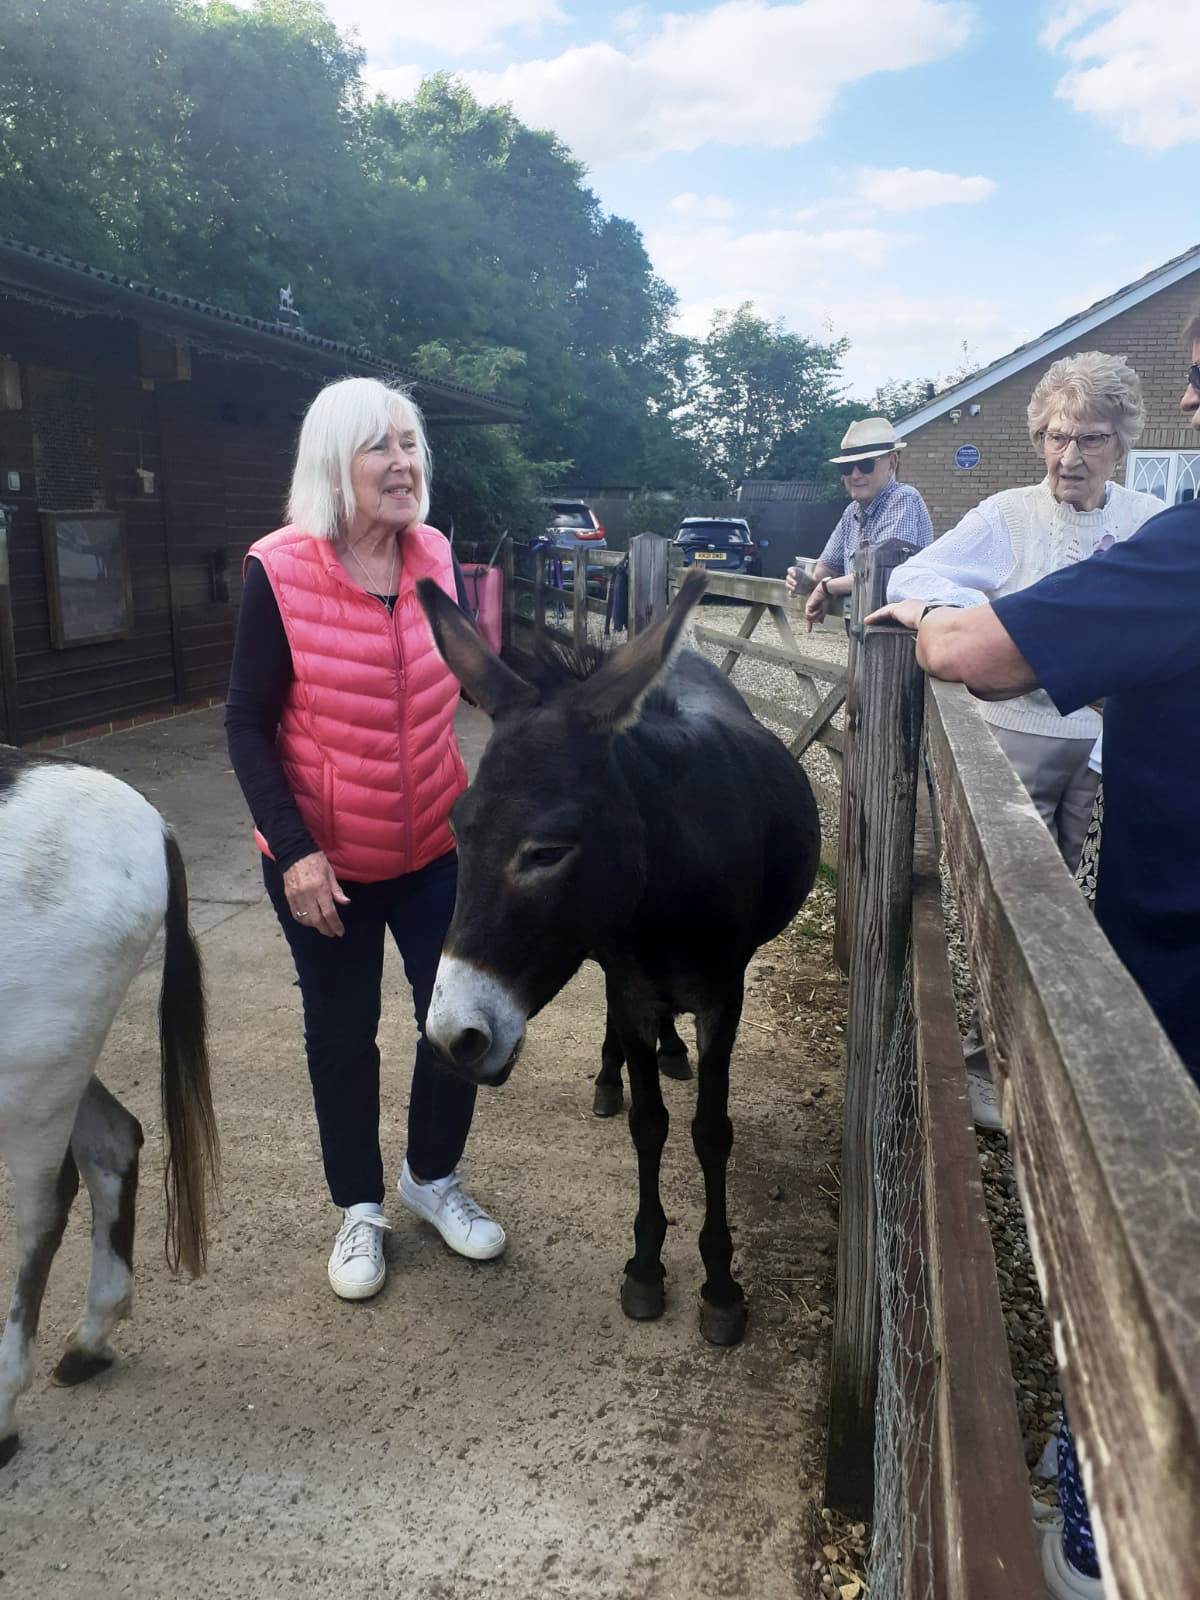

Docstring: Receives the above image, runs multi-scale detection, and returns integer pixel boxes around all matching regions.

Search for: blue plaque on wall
[954,444,981,470]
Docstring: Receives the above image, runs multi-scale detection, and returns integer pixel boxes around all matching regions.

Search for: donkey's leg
[0,1132,80,1465]
[593,979,625,1118]
[620,1019,670,1321]
[53,1078,144,1387]
[692,994,747,1347]
[657,1015,692,1082]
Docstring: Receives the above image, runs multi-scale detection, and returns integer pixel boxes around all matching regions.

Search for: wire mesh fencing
[867,962,938,1600]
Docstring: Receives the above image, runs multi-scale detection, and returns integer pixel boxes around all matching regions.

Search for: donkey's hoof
[592,1081,624,1118]
[0,1432,18,1467]
[52,1348,114,1388]
[699,1296,748,1347]
[621,1272,666,1321]
[657,1047,692,1082]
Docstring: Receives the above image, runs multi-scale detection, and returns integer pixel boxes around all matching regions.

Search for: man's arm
[865,598,1038,698]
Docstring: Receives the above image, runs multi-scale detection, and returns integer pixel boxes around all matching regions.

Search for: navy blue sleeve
[993,502,1200,715]
[223,558,319,873]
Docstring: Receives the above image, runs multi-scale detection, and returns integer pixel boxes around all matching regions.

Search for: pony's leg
[657,1015,692,1081]
[619,1017,670,1321]
[0,1129,80,1465]
[593,978,625,1118]
[692,992,747,1347]
[53,1078,144,1387]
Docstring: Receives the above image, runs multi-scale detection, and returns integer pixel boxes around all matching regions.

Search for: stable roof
[0,237,523,427]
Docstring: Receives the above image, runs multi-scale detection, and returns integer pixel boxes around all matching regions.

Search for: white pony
[0,745,218,1465]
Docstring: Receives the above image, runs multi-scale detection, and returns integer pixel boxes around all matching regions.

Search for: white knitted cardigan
[888,477,1163,739]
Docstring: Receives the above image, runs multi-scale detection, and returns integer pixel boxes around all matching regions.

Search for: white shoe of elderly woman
[398,1162,507,1261]
[328,1204,391,1300]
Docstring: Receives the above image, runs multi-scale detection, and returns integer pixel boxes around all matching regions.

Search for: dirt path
[1,708,845,1599]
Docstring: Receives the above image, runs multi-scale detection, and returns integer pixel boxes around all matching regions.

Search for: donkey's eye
[520,843,575,872]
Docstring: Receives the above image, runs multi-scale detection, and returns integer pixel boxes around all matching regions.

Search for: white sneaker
[328,1204,390,1300]
[398,1162,506,1261]
[1040,1515,1104,1599]
[966,1065,1003,1132]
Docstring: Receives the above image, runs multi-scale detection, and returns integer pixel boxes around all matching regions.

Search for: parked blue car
[673,517,761,576]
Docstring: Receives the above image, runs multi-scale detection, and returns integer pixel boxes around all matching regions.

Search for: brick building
[895,243,1200,532]
[0,238,520,745]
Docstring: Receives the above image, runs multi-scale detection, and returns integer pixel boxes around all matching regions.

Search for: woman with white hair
[225,376,505,1300]
[888,351,1162,869]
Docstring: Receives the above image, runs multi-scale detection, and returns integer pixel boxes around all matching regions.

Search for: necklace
[343,533,398,601]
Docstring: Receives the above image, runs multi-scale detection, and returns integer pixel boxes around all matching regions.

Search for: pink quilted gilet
[245,524,467,883]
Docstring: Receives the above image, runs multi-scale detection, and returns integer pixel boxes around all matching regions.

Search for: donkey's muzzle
[427,955,527,1086]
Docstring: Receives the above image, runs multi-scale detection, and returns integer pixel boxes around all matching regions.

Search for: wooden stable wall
[0,305,175,741]
[0,300,303,742]
[156,367,296,704]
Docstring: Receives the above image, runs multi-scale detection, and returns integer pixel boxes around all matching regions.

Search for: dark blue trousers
[264,851,476,1208]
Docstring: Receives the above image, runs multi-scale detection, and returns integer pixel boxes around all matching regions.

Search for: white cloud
[668,192,737,221]
[464,0,972,165]
[319,0,564,59]
[856,166,996,211]
[648,219,903,311]
[1043,0,1200,150]
[362,63,425,102]
[652,215,1019,392]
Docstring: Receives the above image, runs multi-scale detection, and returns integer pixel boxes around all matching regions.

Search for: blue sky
[317,1,1198,396]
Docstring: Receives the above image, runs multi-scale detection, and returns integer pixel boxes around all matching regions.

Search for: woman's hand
[282,851,350,938]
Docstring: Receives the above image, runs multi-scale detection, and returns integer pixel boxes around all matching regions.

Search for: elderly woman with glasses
[887,351,1162,871]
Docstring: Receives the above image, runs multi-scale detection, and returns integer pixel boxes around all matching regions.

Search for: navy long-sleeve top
[225,552,471,874]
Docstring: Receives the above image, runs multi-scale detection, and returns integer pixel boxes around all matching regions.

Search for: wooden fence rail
[826,540,1200,1598]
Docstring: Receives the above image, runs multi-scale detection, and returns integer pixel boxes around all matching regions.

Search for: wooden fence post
[628,532,669,638]
[573,547,590,656]
[532,544,547,658]
[824,546,926,1518]
[833,538,920,974]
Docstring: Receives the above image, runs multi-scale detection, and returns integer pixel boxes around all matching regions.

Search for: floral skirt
[1074,784,1103,905]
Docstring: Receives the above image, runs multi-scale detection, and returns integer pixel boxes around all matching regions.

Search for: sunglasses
[1188,363,1200,394]
[837,456,881,477]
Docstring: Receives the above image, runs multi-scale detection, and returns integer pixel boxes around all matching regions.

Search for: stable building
[895,243,1200,532]
[0,238,520,746]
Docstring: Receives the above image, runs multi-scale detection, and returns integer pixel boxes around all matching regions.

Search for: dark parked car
[672,517,761,576]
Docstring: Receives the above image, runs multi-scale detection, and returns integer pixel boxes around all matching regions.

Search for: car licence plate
[692,551,725,561]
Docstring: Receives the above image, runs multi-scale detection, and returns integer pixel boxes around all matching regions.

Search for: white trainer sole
[327,1260,386,1301]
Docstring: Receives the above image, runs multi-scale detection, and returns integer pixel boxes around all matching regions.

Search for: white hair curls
[1027,351,1146,456]
[287,376,432,538]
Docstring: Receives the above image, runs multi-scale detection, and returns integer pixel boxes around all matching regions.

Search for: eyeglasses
[1040,430,1114,457]
[837,456,881,476]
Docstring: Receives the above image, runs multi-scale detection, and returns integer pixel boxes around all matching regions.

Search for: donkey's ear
[417,578,540,719]
[574,567,706,732]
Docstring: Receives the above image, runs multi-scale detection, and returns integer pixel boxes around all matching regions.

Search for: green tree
[678,305,848,496]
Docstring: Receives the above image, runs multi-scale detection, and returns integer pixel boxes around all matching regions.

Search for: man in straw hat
[786,417,933,632]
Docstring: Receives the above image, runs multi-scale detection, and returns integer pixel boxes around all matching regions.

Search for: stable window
[1126,449,1200,505]
[28,367,106,510]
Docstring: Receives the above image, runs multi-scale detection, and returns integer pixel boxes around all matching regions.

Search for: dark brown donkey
[418,570,820,1345]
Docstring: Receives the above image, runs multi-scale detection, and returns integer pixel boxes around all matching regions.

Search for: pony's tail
[159,830,219,1276]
